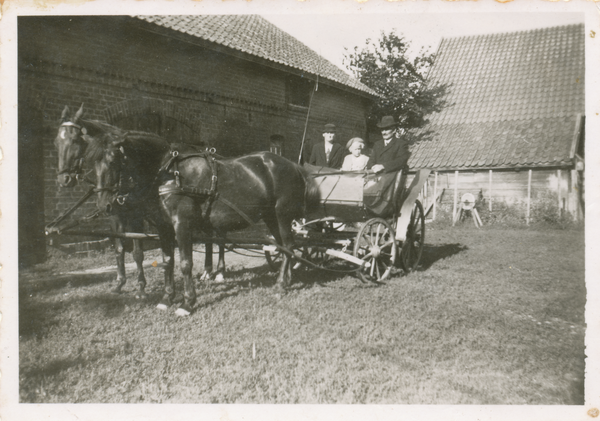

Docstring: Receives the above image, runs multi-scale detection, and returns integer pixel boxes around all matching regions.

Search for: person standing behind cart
[342,137,369,171]
[309,123,344,169]
[367,115,410,174]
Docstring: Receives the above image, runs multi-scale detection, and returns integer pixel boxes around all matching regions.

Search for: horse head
[55,104,88,187]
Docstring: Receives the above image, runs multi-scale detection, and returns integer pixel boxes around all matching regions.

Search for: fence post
[488,170,493,212]
[526,169,532,225]
[433,171,438,221]
[452,170,459,226]
[557,169,562,217]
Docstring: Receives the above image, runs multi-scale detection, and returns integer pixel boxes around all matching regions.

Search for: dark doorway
[18,102,46,267]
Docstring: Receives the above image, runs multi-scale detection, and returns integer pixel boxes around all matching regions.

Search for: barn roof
[409,23,584,171]
[135,15,377,98]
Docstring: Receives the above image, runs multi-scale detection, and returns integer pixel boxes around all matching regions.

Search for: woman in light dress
[341,137,369,171]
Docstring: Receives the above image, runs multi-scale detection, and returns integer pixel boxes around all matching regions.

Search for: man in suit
[367,115,410,174]
[308,123,344,169]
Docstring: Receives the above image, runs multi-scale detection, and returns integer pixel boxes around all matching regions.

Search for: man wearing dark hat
[367,115,410,174]
[308,123,344,169]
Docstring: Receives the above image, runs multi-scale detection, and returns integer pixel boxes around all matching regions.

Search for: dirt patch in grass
[19,225,585,404]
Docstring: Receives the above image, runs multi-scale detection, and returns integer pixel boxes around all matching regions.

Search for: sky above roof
[263,13,584,74]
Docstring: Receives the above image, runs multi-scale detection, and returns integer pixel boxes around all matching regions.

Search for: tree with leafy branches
[344,30,448,133]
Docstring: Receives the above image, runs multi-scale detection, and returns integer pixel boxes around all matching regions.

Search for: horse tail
[299,166,321,218]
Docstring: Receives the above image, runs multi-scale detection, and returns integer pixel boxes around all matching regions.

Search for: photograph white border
[2,1,598,420]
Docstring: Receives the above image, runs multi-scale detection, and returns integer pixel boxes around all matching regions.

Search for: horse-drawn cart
[49,107,428,315]
[264,166,430,283]
[46,164,429,284]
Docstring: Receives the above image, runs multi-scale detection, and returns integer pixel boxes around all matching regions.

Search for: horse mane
[83,120,127,162]
[82,120,167,163]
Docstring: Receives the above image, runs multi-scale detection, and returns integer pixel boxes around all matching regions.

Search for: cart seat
[303,164,405,220]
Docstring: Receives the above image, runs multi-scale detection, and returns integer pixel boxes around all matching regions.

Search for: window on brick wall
[286,75,313,108]
[269,134,284,156]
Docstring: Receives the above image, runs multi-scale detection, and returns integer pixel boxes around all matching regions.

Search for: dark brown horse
[156,150,321,316]
[55,105,179,298]
[56,106,228,292]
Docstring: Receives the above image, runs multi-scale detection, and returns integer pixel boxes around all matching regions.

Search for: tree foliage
[344,31,448,131]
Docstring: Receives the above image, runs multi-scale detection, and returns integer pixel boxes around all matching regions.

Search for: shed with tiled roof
[410,24,584,221]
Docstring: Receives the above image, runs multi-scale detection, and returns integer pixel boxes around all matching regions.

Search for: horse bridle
[58,121,89,183]
[94,145,138,207]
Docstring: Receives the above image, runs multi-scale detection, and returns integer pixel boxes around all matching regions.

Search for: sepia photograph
[2,1,599,420]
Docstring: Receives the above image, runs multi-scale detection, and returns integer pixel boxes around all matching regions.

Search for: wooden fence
[408,167,583,223]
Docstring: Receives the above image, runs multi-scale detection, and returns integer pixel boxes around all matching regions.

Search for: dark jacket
[367,136,410,173]
[309,142,344,169]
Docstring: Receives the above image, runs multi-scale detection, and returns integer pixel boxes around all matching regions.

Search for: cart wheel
[353,218,397,283]
[400,200,425,272]
[301,246,329,268]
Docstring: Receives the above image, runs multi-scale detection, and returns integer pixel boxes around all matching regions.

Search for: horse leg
[174,218,196,317]
[199,242,213,283]
[264,215,293,290]
[276,221,295,289]
[214,245,226,283]
[128,217,147,299]
[112,238,127,293]
[156,222,176,311]
[131,239,147,299]
[111,217,127,293]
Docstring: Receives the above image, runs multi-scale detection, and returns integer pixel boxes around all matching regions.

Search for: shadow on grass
[18,260,357,322]
[417,243,468,271]
[19,290,149,339]
[193,262,357,311]
[19,272,118,294]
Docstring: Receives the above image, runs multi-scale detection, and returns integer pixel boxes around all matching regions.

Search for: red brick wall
[18,16,370,234]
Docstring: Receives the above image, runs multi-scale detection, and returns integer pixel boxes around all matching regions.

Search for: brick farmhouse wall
[18,16,370,254]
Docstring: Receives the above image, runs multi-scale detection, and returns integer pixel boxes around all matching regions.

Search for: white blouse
[341,154,369,171]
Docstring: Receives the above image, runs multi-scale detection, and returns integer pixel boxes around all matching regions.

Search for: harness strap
[216,196,256,226]
[158,150,255,226]
[158,184,218,198]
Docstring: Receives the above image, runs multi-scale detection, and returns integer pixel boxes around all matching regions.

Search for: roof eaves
[132,15,378,99]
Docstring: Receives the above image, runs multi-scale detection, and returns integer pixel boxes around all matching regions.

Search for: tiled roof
[409,24,584,170]
[135,15,377,97]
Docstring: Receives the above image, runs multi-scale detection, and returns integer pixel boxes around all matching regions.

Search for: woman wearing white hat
[341,137,369,171]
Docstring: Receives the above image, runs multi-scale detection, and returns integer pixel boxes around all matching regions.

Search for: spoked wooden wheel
[353,218,397,283]
[301,246,330,269]
[400,200,425,272]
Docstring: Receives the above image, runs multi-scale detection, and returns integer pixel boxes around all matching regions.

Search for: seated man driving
[367,115,410,174]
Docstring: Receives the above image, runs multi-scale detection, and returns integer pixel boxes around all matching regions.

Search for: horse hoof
[175,307,191,317]
[199,272,211,282]
[135,292,148,300]
[214,273,225,283]
[157,297,172,310]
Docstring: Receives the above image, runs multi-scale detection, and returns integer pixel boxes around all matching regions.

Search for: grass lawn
[19,224,585,404]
